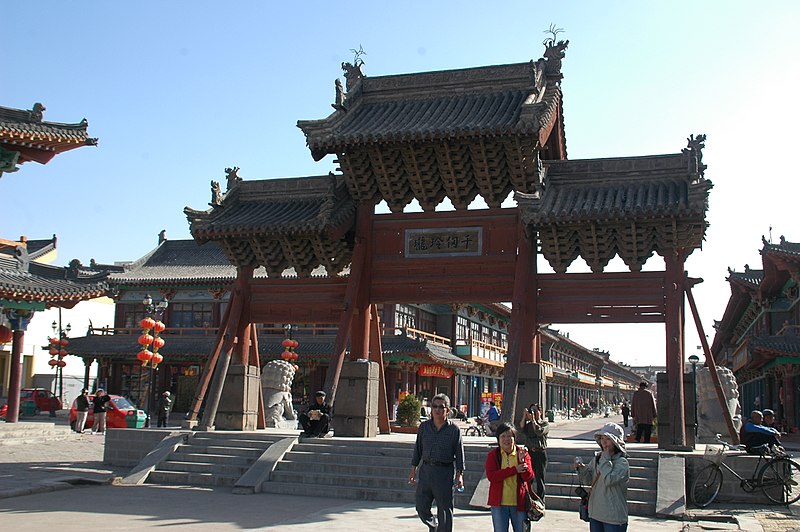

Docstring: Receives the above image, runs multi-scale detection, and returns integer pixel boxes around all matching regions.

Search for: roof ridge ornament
[682,133,707,179]
[28,103,45,122]
[542,24,568,79]
[341,45,366,93]
[209,167,241,208]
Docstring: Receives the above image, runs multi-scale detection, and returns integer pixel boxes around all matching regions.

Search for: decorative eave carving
[517,139,713,273]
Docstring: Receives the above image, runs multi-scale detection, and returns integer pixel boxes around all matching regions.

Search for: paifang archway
[183,42,733,449]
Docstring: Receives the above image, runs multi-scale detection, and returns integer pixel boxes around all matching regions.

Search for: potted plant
[396,394,422,428]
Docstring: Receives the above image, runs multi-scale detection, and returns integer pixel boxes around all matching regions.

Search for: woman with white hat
[575,422,629,531]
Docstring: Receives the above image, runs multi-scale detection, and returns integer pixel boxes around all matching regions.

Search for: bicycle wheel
[759,457,800,504]
[691,464,723,507]
[465,427,479,437]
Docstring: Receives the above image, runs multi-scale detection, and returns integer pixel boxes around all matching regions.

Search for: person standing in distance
[157,391,173,427]
[631,382,657,443]
[74,389,90,433]
[91,389,111,434]
[620,402,630,428]
[409,393,465,532]
[518,403,548,501]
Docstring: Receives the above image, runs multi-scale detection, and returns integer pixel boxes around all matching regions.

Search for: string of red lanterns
[47,335,68,368]
[136,316,166,368]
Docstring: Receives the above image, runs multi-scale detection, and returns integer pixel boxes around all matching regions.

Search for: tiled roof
[67,331,474,369]
[185,175,356,240]
[518,153,712,225]
[750,335,800,356]
[727,268,763,289]
[0,104,97,164]
[762,237,800,261]
[0,254,108,304]
[108,240,239,286]
[298,62,561,161]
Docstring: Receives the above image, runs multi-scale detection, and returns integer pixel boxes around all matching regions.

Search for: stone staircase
[542,446,659,516]
[146,432,284,487]
[261,438,658,516]
[0,422,72,446]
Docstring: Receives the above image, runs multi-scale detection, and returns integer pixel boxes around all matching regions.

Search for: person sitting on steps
[741,410,783,454]
[299,390,331,438]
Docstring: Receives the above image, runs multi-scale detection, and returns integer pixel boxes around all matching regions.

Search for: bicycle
[691,434,800,507]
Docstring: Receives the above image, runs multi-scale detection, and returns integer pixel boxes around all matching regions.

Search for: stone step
[541,493,656,517]
[175,444,265,458]
[156,460,249,476]
[189,436,280,449]
[147,470,238,487]
[168,452,253,466]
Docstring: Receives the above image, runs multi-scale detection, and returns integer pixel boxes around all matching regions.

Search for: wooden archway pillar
[663,250,688,449]
[501,222,539,424]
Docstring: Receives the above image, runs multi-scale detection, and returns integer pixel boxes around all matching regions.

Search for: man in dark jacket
[631,382,657,443]
[157,391,174,427]
[74,389,90,433]
[299,390,331,437]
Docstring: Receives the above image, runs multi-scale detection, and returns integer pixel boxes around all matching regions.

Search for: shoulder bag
[518,448,545,522]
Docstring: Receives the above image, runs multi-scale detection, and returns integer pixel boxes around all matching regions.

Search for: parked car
[68,395,147,431]
[0,388,61,418]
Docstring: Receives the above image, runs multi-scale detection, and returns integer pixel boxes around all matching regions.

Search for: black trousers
[299,413,330,436]
[622,414,629,427]
[635,423,652,443]
[416,463,454,532]
[530,450,547,500]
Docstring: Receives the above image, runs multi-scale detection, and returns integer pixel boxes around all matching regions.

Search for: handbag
[524,484,545,522]
[519,448,545,522]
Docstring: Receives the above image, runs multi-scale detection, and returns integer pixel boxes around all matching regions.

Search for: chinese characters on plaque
[404,227,482,258]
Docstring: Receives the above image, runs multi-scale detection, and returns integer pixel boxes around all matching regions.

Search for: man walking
[631,382,657,443]
[621,402,630,428]
[519,402,549,500]
[74,389,90,433]
[409,393,465,532]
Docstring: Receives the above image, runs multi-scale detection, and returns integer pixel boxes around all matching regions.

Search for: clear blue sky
[3,1,799,366]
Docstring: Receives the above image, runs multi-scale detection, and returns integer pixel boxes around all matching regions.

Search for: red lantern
[59,349,68,357]
[49,337,59,346]
[138,333,154,346]
[152,336,165,350]
[59,338,69,347]
[57,360,67,368]
[137,349,153,365]
[291,340,299,349]
[281,350,292,360]
[291,352,299,361]
[48,359,58,367]
[140,317,156,330]
[153,321,166,333]
[49,347,59,356]
[281,338,293,349]
[0,325,12,344]
[151,352,163,368]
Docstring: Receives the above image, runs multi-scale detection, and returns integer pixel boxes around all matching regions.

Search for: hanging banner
[417,364,454,379]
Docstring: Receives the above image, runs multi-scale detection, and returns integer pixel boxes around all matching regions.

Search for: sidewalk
[0,411,797,530]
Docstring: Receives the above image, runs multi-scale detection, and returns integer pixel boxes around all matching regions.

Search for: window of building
[456,316,469,340]
[169,302,213,329]
[121,304,147,329]
[419,309,436,334]
[396,304,417,329]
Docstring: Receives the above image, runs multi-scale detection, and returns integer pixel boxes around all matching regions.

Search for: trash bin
[21,400,37,417]
[546,410,555,423]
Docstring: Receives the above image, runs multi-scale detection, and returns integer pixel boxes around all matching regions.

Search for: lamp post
[48,311,71,406]
[595,376,603,414]
[688,353,700,438]
[135,294,168,427]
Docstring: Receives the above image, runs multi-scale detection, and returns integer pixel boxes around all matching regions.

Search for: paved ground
[1,411,799,530]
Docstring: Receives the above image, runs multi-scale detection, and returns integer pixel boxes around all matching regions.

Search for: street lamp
[688,353,700,438]
[595,376,603,414]
[135,294,168,427]
[48,313,71,407]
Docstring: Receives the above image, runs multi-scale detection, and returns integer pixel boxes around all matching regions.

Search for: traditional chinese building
[713,236,800,431]
[0,103,96,177]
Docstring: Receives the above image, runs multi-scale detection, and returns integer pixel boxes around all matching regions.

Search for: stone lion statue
[261,359,297,427]
[696,365,742,443]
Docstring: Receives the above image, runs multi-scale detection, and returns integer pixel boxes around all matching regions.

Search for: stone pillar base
[216,364,260,431]
[332,360,379,437]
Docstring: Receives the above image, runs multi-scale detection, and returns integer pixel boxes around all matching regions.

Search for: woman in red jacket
[485,421,535,532]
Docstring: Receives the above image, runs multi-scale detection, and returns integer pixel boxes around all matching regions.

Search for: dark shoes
[422,515,438,530]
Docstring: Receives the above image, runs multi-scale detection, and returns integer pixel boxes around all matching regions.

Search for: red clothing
[485,445,534,510]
